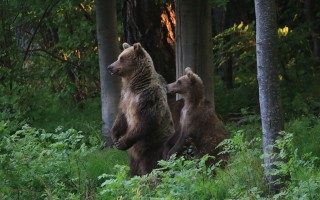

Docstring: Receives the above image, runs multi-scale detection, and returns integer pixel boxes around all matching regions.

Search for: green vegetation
[1,0,319,199]
[1,114,319,199]
[0,122,128,199]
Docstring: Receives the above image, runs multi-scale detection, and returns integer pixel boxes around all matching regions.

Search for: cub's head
[167,67,204,98]
[107,43,151,77]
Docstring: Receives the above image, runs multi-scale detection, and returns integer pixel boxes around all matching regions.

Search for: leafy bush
[286,116,320,163]
[99,154,220,199]
[98,130,266,200]
[98,119,320,199]
[218,125,320,199]
[0,124,98,199]
[215,130,267,199]
[1,116,319,199]
[263,131,320,200]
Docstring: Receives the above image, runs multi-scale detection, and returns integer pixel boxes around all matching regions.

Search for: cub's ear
[185,67,193,74]
[185,67,196,83]
[133,43,144,56]
[123,43,131,49]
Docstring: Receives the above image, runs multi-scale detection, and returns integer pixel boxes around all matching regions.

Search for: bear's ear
[185,67,196,83]
[123,43,131,49]
[133,43,144,56]
[185,67,193,74]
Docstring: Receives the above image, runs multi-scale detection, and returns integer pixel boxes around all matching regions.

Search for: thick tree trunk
[254,0,284,192]
[96,0,120,148]
[122,0,176,84]
[175,0,214,106]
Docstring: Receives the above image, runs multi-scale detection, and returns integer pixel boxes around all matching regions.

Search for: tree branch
[78,3,94,24]
[28,48,88,69]
[23,0,60,62]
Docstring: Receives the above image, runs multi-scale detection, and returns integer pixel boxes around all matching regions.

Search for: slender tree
[95,0,120,148]
[212,0,255,89]
[175,0,214,105]
[254,0,284,192]
[304,0,320,57]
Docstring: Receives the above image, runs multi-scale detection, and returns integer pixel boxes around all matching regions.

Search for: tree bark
[96,0,120,148]
[304,0,320,57]
[122,0,176,83]
[254,0,284,192]
[213,6,234,89]
[175,0,214,106]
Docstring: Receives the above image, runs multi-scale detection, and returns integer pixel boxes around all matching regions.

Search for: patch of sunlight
[278,26,289,36]
[279,75,283,81]
[235,76,243,83]
[286,58,296,69]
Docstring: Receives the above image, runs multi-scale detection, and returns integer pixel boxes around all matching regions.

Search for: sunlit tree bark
[175,0,214,106]
[122,0,176,83]
[254,0,284,192]
[96,0,120,148]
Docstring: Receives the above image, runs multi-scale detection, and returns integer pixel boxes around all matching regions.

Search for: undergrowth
[1,115,319,199]
[98,117,320,199]
[0,122,127,199]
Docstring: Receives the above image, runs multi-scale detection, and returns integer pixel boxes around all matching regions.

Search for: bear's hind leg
[139,150,163,175]
[129,157,139,177]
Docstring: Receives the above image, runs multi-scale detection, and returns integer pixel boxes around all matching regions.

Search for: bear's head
[167,67,204,100]
[107,43,152,78]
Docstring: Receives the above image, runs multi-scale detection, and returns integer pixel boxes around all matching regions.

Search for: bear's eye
[120,57,124,63]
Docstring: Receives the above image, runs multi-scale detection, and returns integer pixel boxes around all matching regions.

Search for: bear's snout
[166,84,176,94]
[107,65,115,75]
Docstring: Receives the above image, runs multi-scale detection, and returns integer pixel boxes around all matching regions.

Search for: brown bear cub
[166,67,228,167]
[107,43,175,177]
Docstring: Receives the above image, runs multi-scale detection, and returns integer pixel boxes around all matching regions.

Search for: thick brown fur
[166,67,228,167]
[108,43,175,176]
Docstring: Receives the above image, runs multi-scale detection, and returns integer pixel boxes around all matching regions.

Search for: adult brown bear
[107,43,175,176]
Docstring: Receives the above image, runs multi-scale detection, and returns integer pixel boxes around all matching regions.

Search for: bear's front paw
[114,138,129,150]
[111,134,119,144]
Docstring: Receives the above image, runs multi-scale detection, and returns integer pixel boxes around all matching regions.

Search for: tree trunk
[254,0,284,192]
[224,58,233,89]
[95,0,120,148]
[213,6,234,89]
[304,0,320,57]
[122,0,176,84]
[212,0,255,89]
[175,0,214,106]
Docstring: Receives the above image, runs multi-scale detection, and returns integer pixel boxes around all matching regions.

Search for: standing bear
[107,43,175,177]
[166,67,228,167]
